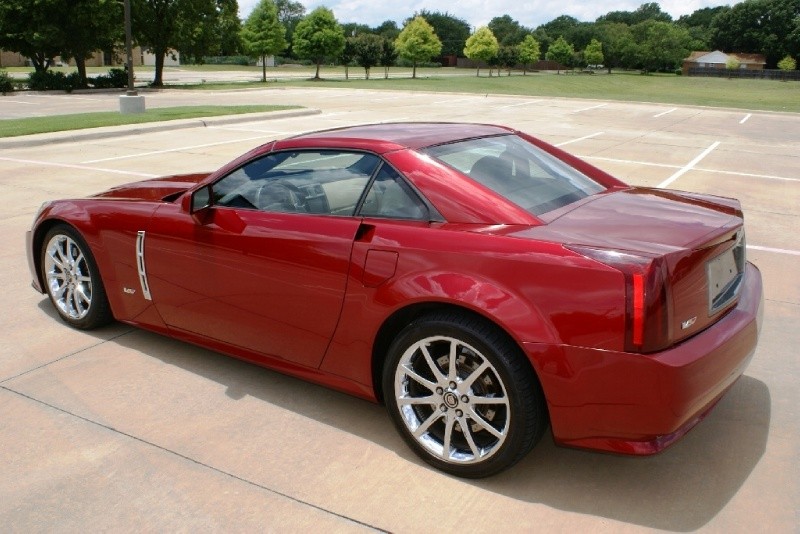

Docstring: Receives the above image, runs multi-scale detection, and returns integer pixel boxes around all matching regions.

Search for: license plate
[707,248,739,313]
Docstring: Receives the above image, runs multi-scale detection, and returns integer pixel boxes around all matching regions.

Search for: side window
[359,164,429,220]
[213,150,380,215]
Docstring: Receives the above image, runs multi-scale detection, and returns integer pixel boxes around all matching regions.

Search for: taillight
[567,246,673,353]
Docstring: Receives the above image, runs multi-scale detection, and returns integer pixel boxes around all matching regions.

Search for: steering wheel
[255,180,308,212]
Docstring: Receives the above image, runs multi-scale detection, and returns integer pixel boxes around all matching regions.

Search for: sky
[237,0,727,29]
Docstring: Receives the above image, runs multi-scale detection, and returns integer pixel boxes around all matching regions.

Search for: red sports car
[27,123,762,477]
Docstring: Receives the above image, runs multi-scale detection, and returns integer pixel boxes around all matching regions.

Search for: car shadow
[77,319,769,532]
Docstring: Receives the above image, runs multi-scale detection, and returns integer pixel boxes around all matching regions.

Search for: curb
[0,108,321,149]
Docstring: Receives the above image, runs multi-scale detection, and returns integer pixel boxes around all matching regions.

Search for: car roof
[274,122,516,153]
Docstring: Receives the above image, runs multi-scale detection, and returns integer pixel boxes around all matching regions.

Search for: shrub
[27,70,84,92]
[202,55,252,65]
[0,70,16,94]
[90,68,130,89]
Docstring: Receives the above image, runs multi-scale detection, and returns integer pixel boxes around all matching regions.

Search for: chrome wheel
[394,335,511,465]
[44,233,93,320]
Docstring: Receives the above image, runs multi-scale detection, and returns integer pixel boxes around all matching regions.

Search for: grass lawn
[279,71,800,113]
[0,105,299,138]
[166,67,800,114]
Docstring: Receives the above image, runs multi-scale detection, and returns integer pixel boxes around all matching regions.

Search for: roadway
[1,86,798,532]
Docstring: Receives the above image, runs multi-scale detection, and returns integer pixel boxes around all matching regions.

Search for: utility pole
[119,0,145,113]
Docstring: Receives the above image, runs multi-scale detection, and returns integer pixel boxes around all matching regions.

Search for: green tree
[395,16,443,79]
[133,0,217,86]
[539,16,580,41]
[584,38,604,67]
[597,2,672,25]
[341,23,372,38]
[711,0,800,68]
[241,0,287,82]
[0,0,65,73]
[58,0,121,85]
[488,15,530,46]
[631,20,692,73]
[293,6,346,79]
[677,6,730,49]
[596,22,635,72]
[464,26,500,76]
[497,45,519,75]
[217,0,243,56]
[517,35,541,74]
[351,33,383,79]
[545,36,575,73]
[275,0,305,57]
[374,20,401,41]
[339,39,355,79]
[777,55,797,71]
[174,0,221,64]
[380,38,398,78]
[416,10,470,57]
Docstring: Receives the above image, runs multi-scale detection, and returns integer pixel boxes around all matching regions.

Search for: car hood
[92,173,209,202]
[514,187,742,254]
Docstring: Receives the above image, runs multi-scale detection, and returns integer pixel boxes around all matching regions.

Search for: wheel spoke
[470,394,509,407]
[397,395,436,406]
[459,416,481,458]
[413,409,443,438]
[53,283,68,300]
[442,413,456,459]
[461,360,491,389]
[402,363,437,392]
[419,343,447,383]
[447,339,458,381]
[75,286,91,309]
[468,407,505,439]
[50,251,67,270]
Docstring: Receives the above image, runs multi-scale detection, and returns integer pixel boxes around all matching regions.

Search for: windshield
[424,134,605,216]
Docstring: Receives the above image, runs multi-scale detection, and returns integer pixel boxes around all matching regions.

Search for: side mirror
[191,185,212,213]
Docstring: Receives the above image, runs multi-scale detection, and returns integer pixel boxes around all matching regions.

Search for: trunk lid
[515,188,747,345]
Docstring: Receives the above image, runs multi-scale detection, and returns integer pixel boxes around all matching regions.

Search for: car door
[144,149,381,369]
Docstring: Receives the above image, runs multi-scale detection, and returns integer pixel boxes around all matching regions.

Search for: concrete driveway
[1,87,798,532]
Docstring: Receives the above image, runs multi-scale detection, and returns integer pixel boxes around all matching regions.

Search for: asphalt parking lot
[1,87,798,532]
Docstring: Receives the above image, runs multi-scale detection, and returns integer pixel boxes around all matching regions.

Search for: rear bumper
[526,262,763,454]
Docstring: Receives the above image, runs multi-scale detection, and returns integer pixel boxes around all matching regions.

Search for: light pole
[119,0,145,113]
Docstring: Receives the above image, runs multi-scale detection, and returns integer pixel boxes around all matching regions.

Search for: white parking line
[583,156,680,170]
[499,100,543,109]
[555,132,604,147]
[0,100,35,105]
[81,135,269,164]
[583,155,798,183]
[657,141,721,188]
[573,103,607,113]
[0,156,157,177]
[748,245,800,256]
[24,94,105,102]
[371,95,409,102]
[740,114,752,124]
[430,96,481,105]
[654,108,677,118]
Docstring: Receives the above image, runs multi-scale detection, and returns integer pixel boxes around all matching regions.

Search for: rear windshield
[424,134,605,216]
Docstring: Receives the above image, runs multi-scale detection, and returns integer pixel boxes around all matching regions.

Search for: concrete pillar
[119,95,146,114]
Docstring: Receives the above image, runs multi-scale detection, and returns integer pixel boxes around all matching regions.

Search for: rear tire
[383,311,547,478]
[40,224,113,330]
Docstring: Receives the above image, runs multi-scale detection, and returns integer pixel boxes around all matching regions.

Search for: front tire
[383,311,547,478]
[40,224,113,330]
